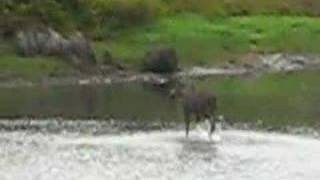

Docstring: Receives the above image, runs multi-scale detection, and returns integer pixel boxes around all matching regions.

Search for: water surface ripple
[0,121,319,180]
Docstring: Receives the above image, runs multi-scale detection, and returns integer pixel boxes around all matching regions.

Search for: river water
[1,73,320,127]
[1,73,320,179]
[0,120,319,180]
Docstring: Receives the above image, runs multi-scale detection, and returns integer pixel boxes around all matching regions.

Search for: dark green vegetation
[3,0,320,32]
[2,1,320,79]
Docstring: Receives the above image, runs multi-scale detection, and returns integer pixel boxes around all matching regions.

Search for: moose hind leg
[208,116,216,139]
[184,113,191,138]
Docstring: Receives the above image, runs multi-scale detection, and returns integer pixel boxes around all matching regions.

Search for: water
[1,72,320,179]
[0,83,182,121]
[0,120,319,180]
[1,71,320,127]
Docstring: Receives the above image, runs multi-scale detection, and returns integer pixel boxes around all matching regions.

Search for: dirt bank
[1,53,320,88]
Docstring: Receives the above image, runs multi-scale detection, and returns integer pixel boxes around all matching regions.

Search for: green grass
[196,70,320,128]
[0,53,72,81]
[98,14,320,67]
[3,15,320,80]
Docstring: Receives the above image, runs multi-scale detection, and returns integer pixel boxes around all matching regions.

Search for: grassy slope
[98,14,320,67]
[0,41,73,81]
[0,43,71,81]
[3,15,320,79]
[0,54,72,81]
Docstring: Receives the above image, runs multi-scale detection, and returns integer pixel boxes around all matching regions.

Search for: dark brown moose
[170,85,218,138]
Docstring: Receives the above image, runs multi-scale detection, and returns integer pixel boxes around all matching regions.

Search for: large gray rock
[17,29,65,56]
[17,28,96,67]
[258,54,309,72]
[64,32,96,66]
[43,29,68,56]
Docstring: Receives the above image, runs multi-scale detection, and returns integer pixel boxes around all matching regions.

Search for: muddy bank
[0,69,246,88]
[1,53,320,88]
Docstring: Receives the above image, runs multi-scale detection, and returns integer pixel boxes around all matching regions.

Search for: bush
[102,50,113,65]
[82,0,163,28]
[142,47,179,73]
[167,0,320,17]
[101,49,125,70]
[0,0,73,32]
[167,0,227,17]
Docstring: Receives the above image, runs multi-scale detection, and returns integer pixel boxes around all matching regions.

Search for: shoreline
[0,67,249,88]
[1,53,320,88]
[0,117,318,139]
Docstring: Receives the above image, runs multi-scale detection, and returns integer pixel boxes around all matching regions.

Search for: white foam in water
[0,127,320,180]
[194,120,222,142]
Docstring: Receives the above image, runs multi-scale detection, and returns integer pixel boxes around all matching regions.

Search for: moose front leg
[208,116,216,140]
[184,112,191,138]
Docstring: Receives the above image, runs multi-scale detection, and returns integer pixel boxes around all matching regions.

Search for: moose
[170,83,218,139]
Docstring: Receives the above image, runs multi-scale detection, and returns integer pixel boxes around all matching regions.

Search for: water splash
[0,121,319,180]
